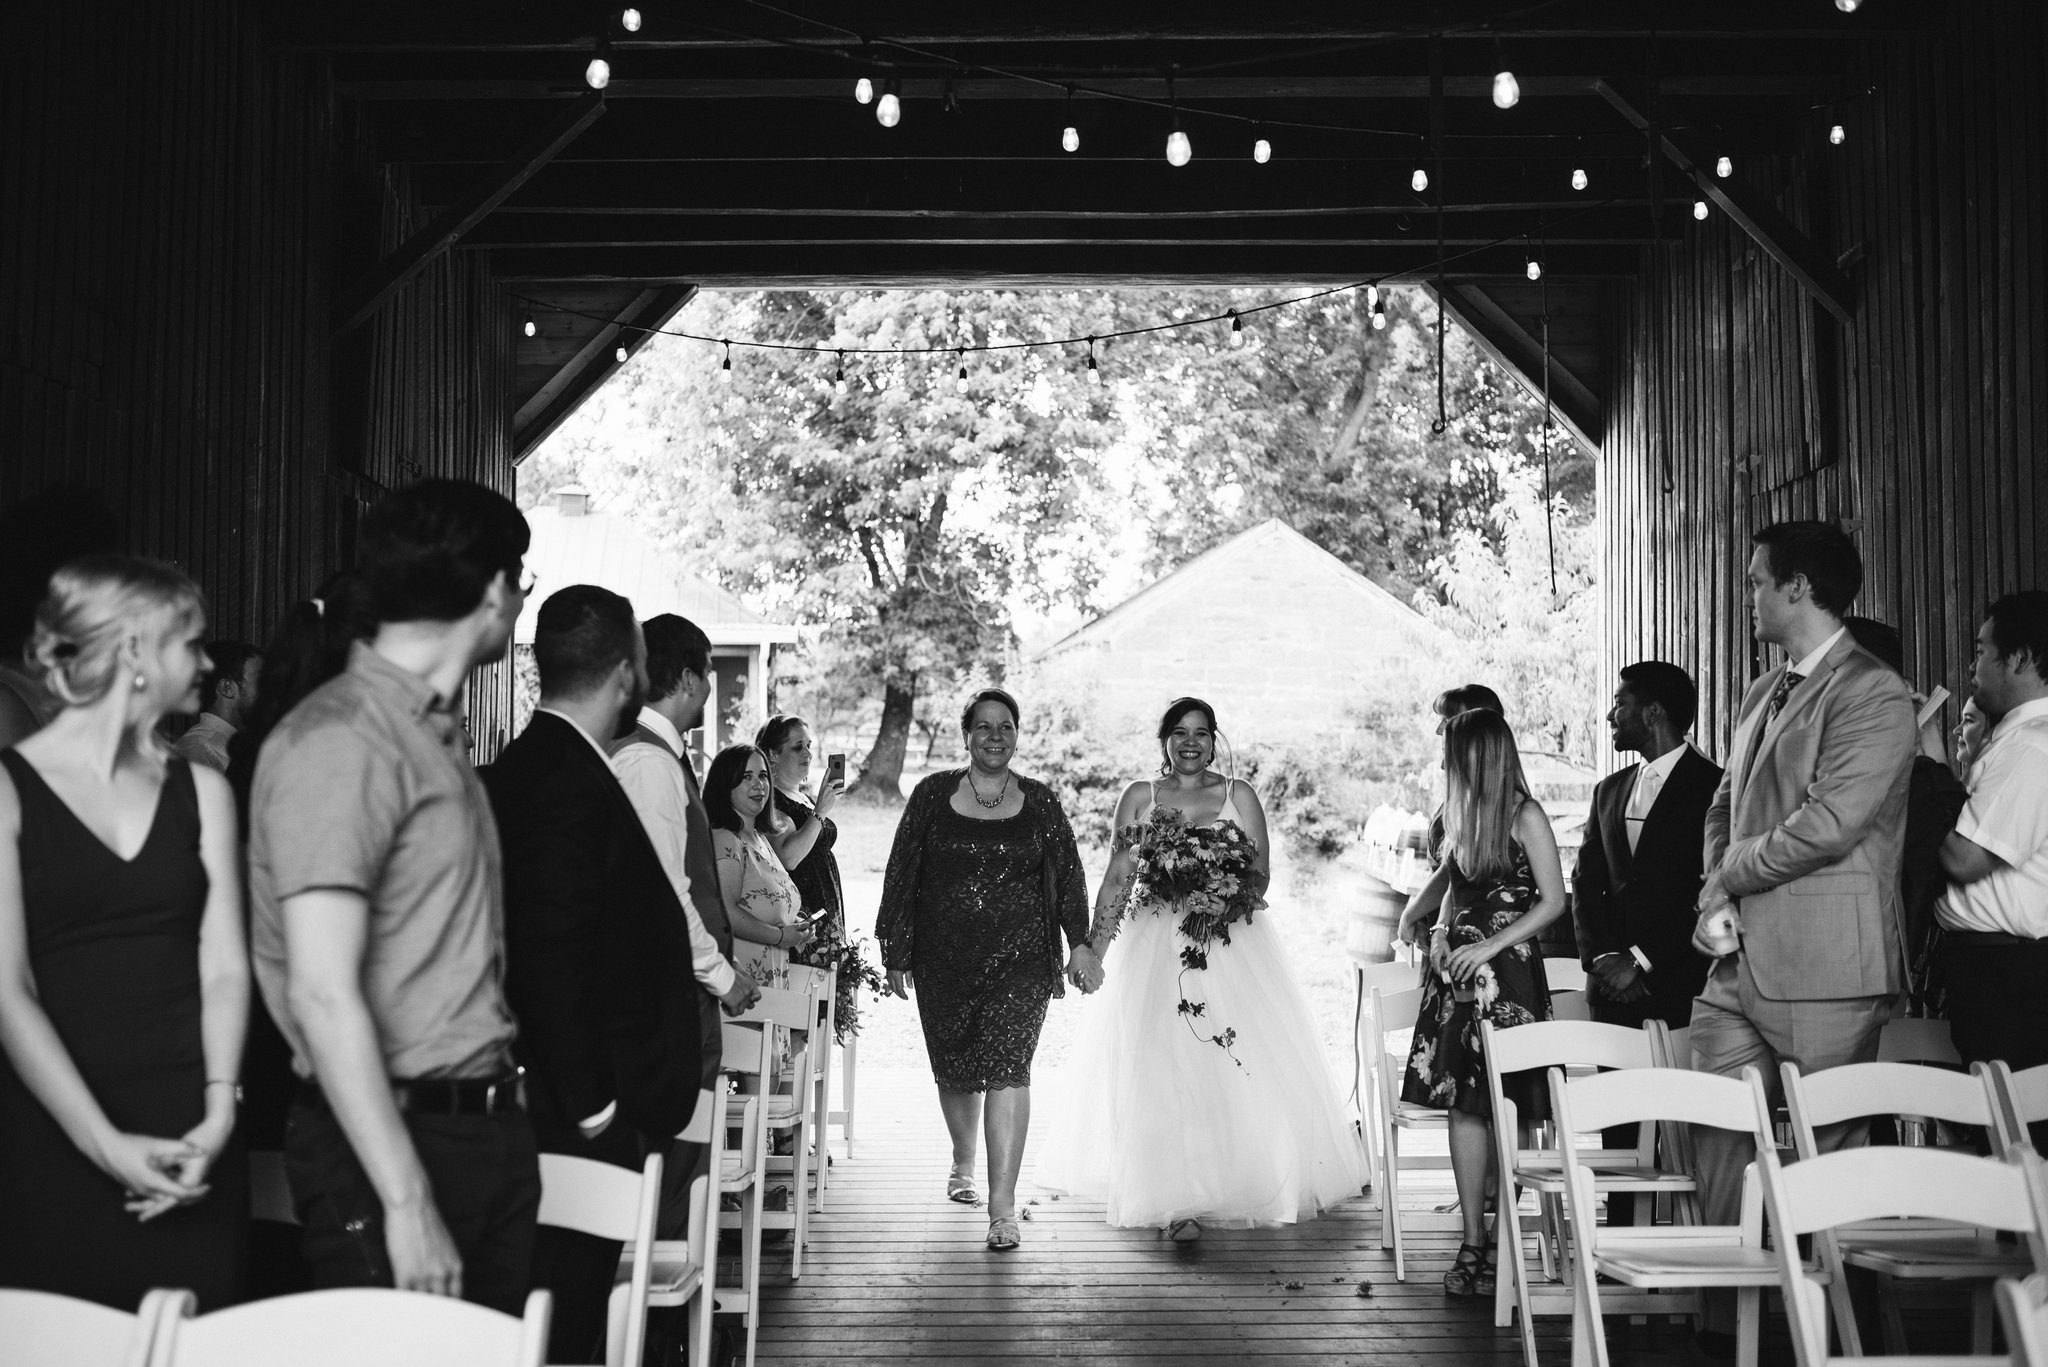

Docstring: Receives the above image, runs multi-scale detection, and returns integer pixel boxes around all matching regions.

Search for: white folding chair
[731,968,827,1278]
[1549,1063,1781,1367]
[714,1018,774,1367]
[538,1152,666,1367]
[827,1034,858,1160]
[1997,1273,2048,1367]
[1542,956,1591,993]
[1353,947,1425,1182]
[150,1287,552,1367]
[1481,1018,1694,1367]
[0,1287,182,1367]
[1759,1145,2048,1367]
[1987,1062,2048,1156]
[809,967,839,1211]
[1366,984,1451,1281]
[1783,1060,2033,1355]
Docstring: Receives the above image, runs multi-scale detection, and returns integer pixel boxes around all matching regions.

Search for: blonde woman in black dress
[0,557,250,1308]
[876,688,1094,1251]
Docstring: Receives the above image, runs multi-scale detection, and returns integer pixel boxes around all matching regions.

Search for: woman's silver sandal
[946,1173,981,1205]
[986,1215,1022,1250]
[1165,1218,1202,1243]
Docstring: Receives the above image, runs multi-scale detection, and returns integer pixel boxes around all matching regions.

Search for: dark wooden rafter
[1594,80,1855,325]
[1428,282,1602,451]
[512,284,696,461]
[331,91,608,337]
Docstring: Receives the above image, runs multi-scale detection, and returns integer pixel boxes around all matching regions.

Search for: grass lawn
[827,794,1365,1087]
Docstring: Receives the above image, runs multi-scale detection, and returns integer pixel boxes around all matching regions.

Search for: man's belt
[304,1069,526,1117]
[1942,929,2037,948]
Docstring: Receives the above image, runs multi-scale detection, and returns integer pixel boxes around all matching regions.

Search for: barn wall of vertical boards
[1600,0,2048,761]
[0,0,518,751]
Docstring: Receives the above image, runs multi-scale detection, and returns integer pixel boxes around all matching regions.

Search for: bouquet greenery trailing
[792,925,886,1045]
[1114,805,1269,1064]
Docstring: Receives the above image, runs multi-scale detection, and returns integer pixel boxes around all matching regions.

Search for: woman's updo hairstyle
[958,687,1020,733]
[31,555,206,711]
[1156,696,1220,772]
[755,713,808,756]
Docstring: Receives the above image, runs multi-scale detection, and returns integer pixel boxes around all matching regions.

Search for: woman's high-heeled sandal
[1472,1241,1499,1297]
[986,1215,1022,1250]
[1443,1241,1486,1296]
[946,1172,981,1205]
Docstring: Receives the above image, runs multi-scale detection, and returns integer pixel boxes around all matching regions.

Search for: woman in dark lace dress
[876,688,1093,1251]
[1399,709,1564,1300]
[0,557,251,1310]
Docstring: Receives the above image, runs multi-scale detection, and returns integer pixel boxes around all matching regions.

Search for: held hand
[1601,961,1648,1002]
[165,1107,238,1193]
[95,1131,207,1214]
[886,968,914,1000]
[385,1199,464,1298]
[784,921,817,955]
[1427,930,1450,974]
[1695,870,1729,914]
[719,976,762,1015]
[813,779,844,820]
[1066,944,1105,994]
[1691,904,1744,958]
[1442,939,1499,984]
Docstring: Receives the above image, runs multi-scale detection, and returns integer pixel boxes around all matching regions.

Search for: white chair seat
[632,1242,704,1301]
[720,1155,755,1185]
[1512,1159,1694,1194]
[1390,1101,1448,1128]
[727,1092,804,1123]
[1840,1237,2037,1279]
[1595,1246,1782,1287]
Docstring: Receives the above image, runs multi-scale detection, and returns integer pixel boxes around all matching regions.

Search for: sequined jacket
[874,768,1092,989]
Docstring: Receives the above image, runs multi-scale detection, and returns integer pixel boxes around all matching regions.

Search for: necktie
[1625,763,1663,855]
[1765,669,1806,726]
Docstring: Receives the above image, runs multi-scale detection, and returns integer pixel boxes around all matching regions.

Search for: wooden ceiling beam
[512,284,697,462]
[1428,281,1602,449]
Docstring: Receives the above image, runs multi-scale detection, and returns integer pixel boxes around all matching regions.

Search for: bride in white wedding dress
[1035,697,1366,1240]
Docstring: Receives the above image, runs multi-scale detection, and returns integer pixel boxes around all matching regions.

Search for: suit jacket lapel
[1749,640,1848,779]
[1598,769,1635,882]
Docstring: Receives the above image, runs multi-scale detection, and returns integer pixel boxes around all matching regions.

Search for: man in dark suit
[1574,660,1721,1030]
[485,585,703,1364]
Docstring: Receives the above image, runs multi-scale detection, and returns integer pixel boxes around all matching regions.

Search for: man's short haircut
[1843,616,1905,675]
[1433,683,1505,720]
[643,613,712,702]
[201,640,262,711]
[1985,591,2048,677]
[1617,660,1699,734]
[1752,521,1863,617]
[533,585,637,699]
[355,479,530,624]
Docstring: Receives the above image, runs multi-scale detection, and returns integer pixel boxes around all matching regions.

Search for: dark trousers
[660,987,725,1239]
[1590,989,1694,1224]
[532,1119,650,1365]
[284,1092,541,1316]
[1942,935,2048,1151]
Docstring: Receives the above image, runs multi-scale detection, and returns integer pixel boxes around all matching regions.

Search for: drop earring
[133,672,147,692]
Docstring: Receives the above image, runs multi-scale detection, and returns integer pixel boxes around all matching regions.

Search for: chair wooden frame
[1987,1062,2048,1157]
[1758,1145,2048,1367]
[1366,983,1451,1282]
[1996,1273,2048,1367]
[537,1151,666,1367]
[1783,1059,2032,1356]
[148,1287,552,1367]
[1548,1063,1781,1367]
[1353,948,1425,1190]
[0,1287,183,1367]
[1481,1018,1693,1367]
[808,966,839,1211]
[715,1017,775,1367]
[733,969,828,1279]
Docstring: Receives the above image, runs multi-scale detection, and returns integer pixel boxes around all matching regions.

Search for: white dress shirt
[1936,696,2048,938]
[612,707,739,996]
[1624,743,1688,855]
[1788,625,1850,681]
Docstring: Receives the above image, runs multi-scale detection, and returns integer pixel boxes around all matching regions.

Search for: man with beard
[484,585,703,1364]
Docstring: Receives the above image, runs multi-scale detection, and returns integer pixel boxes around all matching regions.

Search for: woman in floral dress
[1399,709,1566,1298]
[704,744,814,982]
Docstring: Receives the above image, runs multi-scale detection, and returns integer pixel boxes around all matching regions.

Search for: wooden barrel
[1346,872,1407,964]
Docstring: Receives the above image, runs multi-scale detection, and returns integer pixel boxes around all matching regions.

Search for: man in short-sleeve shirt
[248,480,536,1312]
[1937,592,2048,1136]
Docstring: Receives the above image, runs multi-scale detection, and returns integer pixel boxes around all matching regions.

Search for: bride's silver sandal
[946,1171,981,1205]
[986,1215,1022,1250]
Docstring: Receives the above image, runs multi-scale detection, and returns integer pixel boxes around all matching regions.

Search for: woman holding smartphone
[758,713,847,950]
[1398,708,1564,1300]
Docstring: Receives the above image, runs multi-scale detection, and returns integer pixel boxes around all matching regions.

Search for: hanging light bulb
[1085,338,1101,385]
[1228,311,1244,348]
[1829,123,1847,145]
[1061,88,1079,153]
[1166,127,1191,167]
[1371,296,1387,331]
[1492,69,1521,110]
[718,341,732,383]
[941,79,959,117]
[1411,165,1429,193]
[522,313,536,338]
[1694,199,1710,220]
[615,343,628,363]
[1366,283,1380,310]
[620,7,641,32]
[585,52,611,90]
[1253,136,1272,164]
[955,351,969,393]
[854,76,873,105]
[876,78,902,128]
[1715,154,1733,178]
[1835,0,1862,11]
[1526,256,1542,282]
[834,352,847,394]
[1571,165,1588,191]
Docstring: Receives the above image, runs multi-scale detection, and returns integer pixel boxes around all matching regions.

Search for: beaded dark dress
[876,770,1090,1094]
[1400,835,1554,1120]
[0,751,247,1309]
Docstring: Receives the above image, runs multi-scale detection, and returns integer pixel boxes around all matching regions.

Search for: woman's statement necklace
[968,768,1011,809]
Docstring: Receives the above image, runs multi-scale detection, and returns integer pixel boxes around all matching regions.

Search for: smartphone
[1915,684,1951,730]
[826,753,847,787]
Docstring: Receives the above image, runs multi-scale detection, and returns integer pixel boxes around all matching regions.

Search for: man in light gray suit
[1684,520,1916,1363]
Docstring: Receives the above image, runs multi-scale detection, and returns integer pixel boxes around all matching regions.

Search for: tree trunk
[856,680,916,803]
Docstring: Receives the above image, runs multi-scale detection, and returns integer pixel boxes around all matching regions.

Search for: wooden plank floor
[752,1065,1574,1367]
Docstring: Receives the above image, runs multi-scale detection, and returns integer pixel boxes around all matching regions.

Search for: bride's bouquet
[1114,806,1269,1064]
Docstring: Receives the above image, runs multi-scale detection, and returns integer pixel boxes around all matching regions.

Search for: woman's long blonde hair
[29,555,207,754]
[1441,709,1531,882]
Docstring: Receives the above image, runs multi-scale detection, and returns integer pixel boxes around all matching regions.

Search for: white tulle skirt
[1034,900,1367,1228]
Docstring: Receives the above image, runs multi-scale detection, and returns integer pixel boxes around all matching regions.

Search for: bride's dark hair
[1156,696,1219,774]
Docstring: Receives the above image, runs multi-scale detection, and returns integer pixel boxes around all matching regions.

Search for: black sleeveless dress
[0,751,246,1309]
